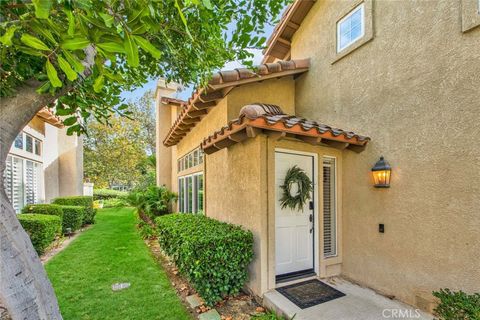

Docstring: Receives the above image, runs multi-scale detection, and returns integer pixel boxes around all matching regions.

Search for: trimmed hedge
[93,189,128,200]
[53,196,95,224]
[18,214,62,255]
[22,204,63,217]
[156,214,254,306]
[60,206,84,233]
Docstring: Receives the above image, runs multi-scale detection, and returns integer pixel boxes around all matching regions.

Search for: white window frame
[3,154,43,213]
[323,156,338,258]
[336,3,365,53]
[178,172,204,213]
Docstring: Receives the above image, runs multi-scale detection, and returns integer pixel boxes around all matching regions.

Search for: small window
[34,139,41,156]
[14,133,23,149]
[193,149,199,166]
[323,157,337,258]
[25,135,33,153]
[337,3,365,52]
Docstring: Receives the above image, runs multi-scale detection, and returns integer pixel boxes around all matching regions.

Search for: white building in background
[3,108,84,213]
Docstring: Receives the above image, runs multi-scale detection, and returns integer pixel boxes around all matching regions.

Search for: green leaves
[156,213,254,306]
[45,60,62,87]
[61,37,90,50]
[93,75,104,93]
[63,51,85,73]
[32,0,53,19]
[174,0,193,40]
[99,13,114,28]
[62,116,77,126]
[58,56,78,81]
[123,33,139,67]
[21,34,50,51]
[65,10,76,36]
[96,42,126,53]
[0,26,18,46]
[133,36,161,59]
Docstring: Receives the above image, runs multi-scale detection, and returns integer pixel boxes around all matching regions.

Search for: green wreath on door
[279,165,313,211]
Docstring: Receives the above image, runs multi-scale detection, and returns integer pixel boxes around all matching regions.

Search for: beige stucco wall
[226,77,296,120]
[205,136,269,296]
[291,0,480,307]
[57,128,83,197]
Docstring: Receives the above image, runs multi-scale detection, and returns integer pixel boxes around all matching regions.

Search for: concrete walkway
[264,277,433,320]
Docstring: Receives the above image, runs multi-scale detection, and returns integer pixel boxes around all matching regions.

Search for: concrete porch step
[263,277,433,320]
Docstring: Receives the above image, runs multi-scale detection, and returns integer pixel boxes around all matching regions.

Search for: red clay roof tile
[201,104,370,154]
[163,59,310,147]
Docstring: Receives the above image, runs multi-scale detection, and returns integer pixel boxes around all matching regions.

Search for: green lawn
[45,207,191,320]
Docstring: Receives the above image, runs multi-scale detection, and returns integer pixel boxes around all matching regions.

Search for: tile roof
[163,59,310,147]
[201,104,370,154]
[160,96,187,106]
[36,107,64,128]
[262,0,315,63]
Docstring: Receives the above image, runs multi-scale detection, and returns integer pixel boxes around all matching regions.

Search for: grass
[45,207,191,320]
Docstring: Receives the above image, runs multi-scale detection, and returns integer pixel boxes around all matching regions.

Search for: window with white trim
[337,3,365,52]
[178,172,204,213]
[3,155,42,213]
[323,157,337,257]
[177,147,204,173]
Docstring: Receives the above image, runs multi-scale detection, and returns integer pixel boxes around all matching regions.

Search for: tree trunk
[0,79,63,320]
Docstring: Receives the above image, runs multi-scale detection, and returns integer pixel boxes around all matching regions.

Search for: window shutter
[323,158,337,257]
[3,156,13,203]
[12,157,24,213]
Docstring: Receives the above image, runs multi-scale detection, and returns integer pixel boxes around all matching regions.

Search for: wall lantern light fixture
[371,156,391,188]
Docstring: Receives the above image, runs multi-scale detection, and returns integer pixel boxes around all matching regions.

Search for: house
[3,108,84,213]
[155,0,480,313]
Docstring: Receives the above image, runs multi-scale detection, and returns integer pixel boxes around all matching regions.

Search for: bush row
[22,204,84,234]
[18,196,95,255]
[52,196,96,224]
[18,214,62,255]
[156,214,254,306]
[93,188,128,200]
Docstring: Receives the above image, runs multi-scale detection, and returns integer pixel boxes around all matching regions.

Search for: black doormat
[276,279,345,309]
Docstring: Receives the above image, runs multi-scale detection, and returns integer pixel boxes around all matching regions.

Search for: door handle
[309,201,314,210]
[309,214,313,222]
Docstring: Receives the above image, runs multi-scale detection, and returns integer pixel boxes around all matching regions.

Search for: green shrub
[129,186,177,220]
[137,220,158,240]
[52,196,95,224]
[104,197,129,208]
[156,214,254,306]
[60,206,84,233]
[433,289,480,320]
[18,214,62,255]
[22,204,63,217]
[93,188,128,200]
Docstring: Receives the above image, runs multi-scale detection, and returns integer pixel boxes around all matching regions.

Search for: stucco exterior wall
[226,77,296,120]
[156,95,173,188]
[205,136,268,296]
[290,0,480,307]
[44,123,60,202]
[57,128,83,197]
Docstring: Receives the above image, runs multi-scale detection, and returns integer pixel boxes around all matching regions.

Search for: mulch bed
[145,238,267,320]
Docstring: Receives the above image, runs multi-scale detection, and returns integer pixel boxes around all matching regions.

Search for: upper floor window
[26,135,33,153]
[12,132,42,156]
[337,3,365,52]
[14,133,23,149]
[177,147,204,173]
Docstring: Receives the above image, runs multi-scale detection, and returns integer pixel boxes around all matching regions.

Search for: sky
[119,23,275,103]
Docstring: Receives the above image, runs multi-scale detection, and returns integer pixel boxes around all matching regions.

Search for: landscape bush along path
[45,207,191,320]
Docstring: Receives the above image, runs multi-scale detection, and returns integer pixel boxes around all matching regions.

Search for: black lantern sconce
[371,156,391,188]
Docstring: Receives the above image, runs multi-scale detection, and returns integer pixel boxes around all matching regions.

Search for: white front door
[275,150,315,276]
